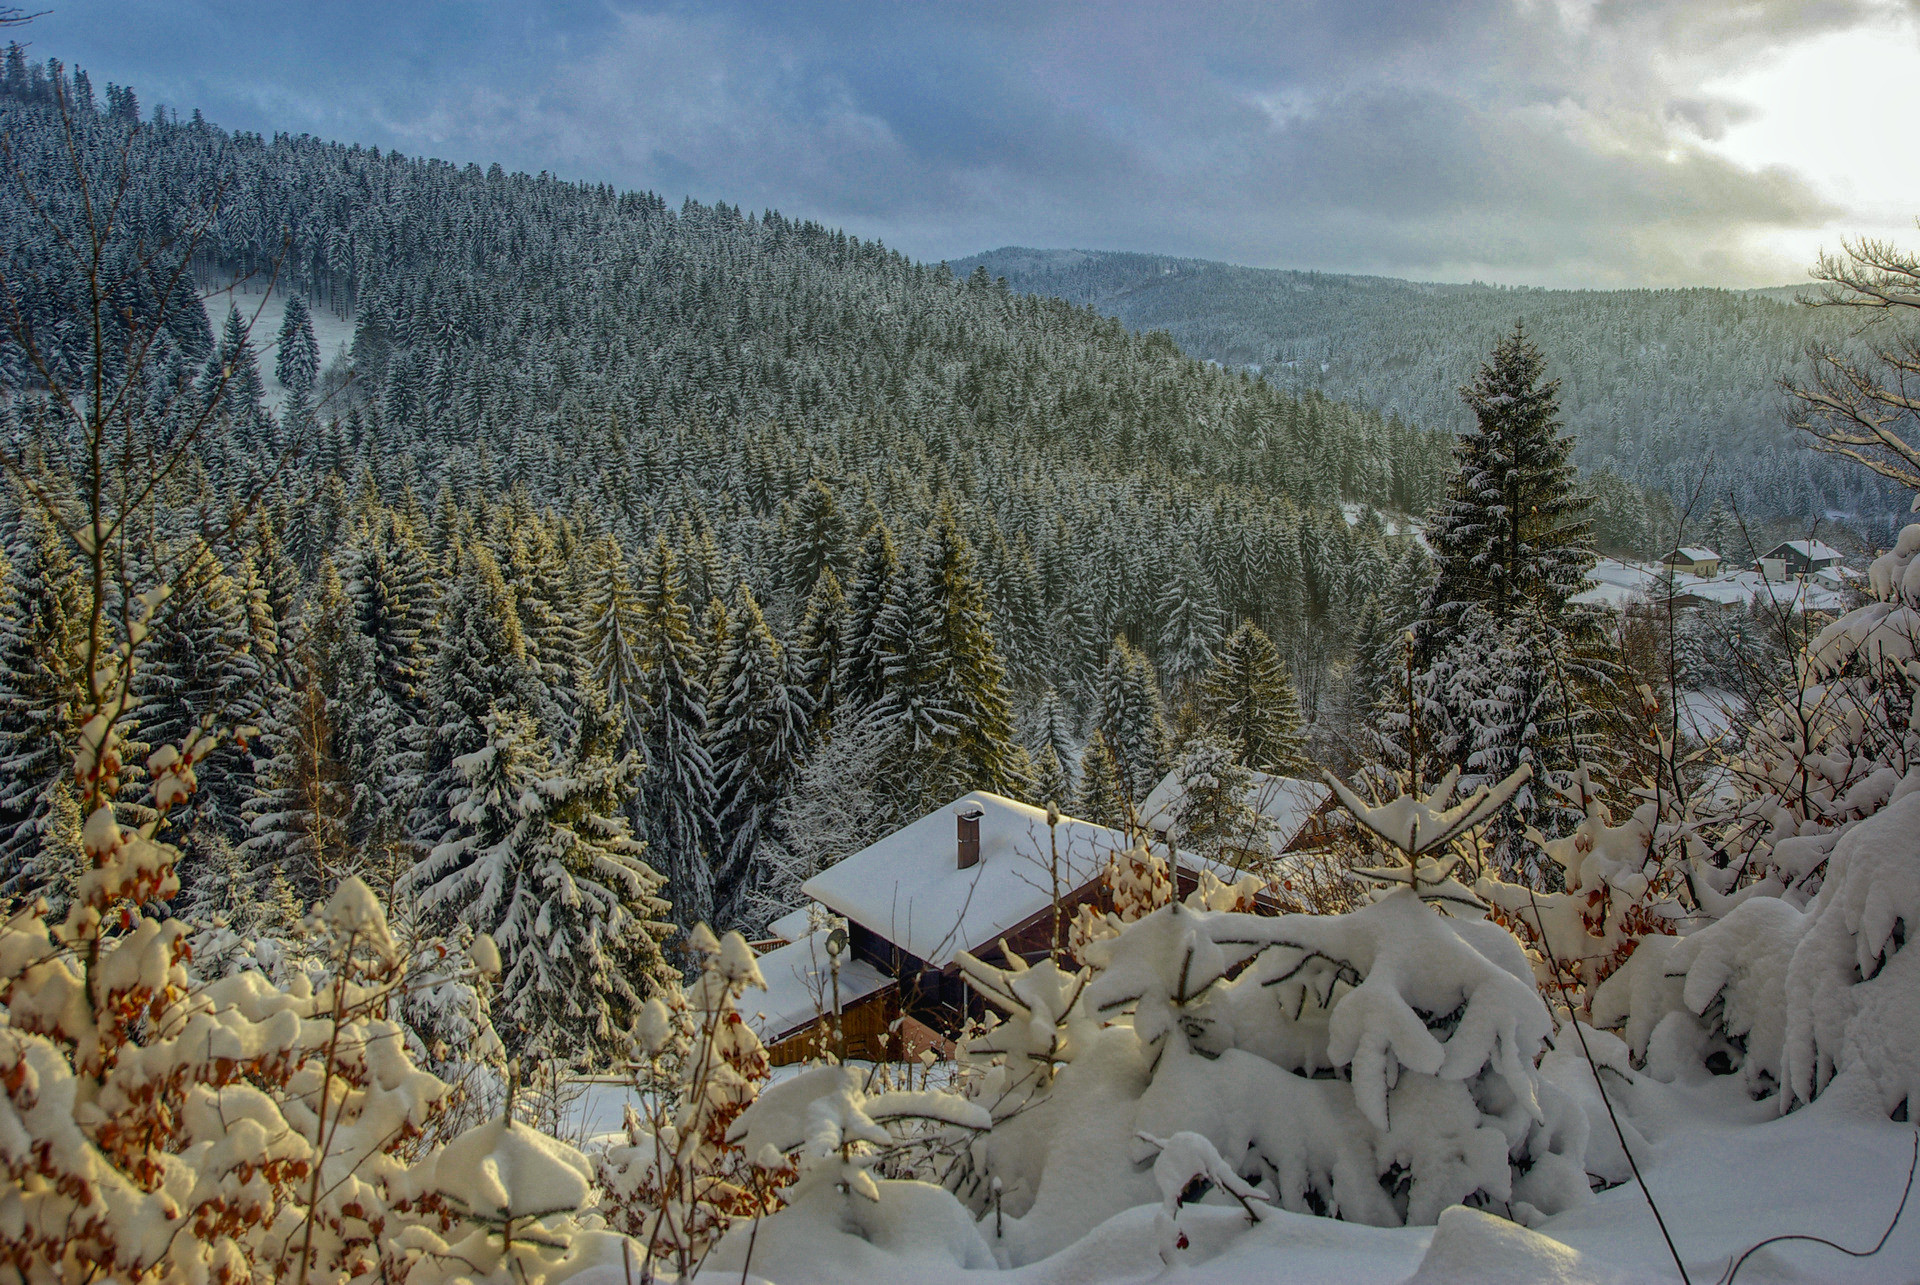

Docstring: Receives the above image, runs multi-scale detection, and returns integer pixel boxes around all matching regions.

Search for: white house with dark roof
[1760,539,1844,583]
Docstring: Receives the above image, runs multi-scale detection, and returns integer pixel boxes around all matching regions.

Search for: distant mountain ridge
[950,247,1890,537]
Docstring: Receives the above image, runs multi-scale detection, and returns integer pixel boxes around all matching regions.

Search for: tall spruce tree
[275,292,319,400]
[792,565,847,740]
[1198,620,1306,774]
[1400,325,1605,880]
[871,509,1024,801]
[410,705,672,1058]
[583,532,648,746]
[412,545,540,853]
[838,519,898,714]
[0,506,87,898]
[1419,324,1594,652]
[706,584,809,923]
[1096,635,1170,808]
[635,535,720,927]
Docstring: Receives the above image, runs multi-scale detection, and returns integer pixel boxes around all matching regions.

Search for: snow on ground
[1675,689,1744,741]
[201,276,355,400]
[699,1075,1920,1284]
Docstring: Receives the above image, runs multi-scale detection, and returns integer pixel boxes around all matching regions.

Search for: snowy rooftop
[1665,546,1718,562]
[764,905,816,944]
[1140,770,1331,852]
[800,791,1127,968]
[742,930,894,1044]
[1772,538,1844,561]
[1574,557,1846,613]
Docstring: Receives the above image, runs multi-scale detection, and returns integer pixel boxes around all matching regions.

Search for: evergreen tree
[1075,728,1129,829]
[871,509,1023,800]
[1419,323,1594,654]
[0,506,87,897]
[1398,326,1607,880]
[791,565,847,739]
[635,535,720,927]
[1095,635,1170,807]
[1198,620,1306,774]
[1030,686,1079,796]
[838,520,898,713]
[275,292,319,400]
[139,544,266,853]
[706,585,810,923]
[780,478,844,599]
[410,705,672,1058]
[1162,735,1273,871]
[1154,545,1226,696]
[583,532,648,746]
[212,303,266,424]
[412,545,539,852]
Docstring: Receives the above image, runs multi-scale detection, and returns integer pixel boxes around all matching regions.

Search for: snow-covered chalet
[743,792,1127,1064]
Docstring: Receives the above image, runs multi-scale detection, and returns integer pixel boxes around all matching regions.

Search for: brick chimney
[956,804,984,869]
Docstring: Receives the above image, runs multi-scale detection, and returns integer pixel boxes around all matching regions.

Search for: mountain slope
[950,247,1896,538]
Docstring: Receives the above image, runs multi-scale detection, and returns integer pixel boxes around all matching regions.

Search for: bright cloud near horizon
[21,0,1920,288]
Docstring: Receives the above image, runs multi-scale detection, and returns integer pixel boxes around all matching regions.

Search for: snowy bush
[701,1061,995,1283]
[595,924,783,1277]
[1592,524,1920,1116]
[940,770,1593,1263]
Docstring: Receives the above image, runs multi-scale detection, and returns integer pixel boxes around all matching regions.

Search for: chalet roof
[1766,539,1844,563]
[1665,547,1719,563]
[743,930,894,1044]
[800,791,1126,968]
[764,905,816,944]
[1139,769,1332,852]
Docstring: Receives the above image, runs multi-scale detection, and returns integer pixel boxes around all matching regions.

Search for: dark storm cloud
[22,0,1893,284]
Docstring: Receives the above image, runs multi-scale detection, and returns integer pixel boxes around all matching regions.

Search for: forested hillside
[952,246,1901,543]
[0,53,1442,948]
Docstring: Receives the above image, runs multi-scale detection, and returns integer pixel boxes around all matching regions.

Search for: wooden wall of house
[766,986,900,1066]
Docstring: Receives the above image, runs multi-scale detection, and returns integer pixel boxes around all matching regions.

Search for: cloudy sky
[22,0,1920,287]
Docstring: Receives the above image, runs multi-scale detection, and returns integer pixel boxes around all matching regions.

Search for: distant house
[1759,540,1844,582]
[1661,547,1721,577]
[749,792,1128,1061]
[1138,769,1336,895]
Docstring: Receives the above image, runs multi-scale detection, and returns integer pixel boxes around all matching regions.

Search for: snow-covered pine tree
[792,564,847,739]
[0,503,88,898]
[1162,734,1276,873]
[348,516,437,726]
[706,584,810,925]
[1400,325,1606,879]
[503,512,587,742]
[1153,544,1226,697]
[1096,635,1170,808]
[583,531,648,745]
[1030,686,1079,796]
[780,478,845,601]
[138,543,267,857]
[1198,619,1306,774]
[838,518,898,714]
[411,704,673,1058]
[210,302,267,429]
[411,544,541,855]
[636,534,720,928]
[1075,727,1130,829]
[870,509,1025,800]
[274,291,319,400]
[244,562,399,907]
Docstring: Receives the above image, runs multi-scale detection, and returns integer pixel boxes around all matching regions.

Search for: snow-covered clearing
[202,276,355,397]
